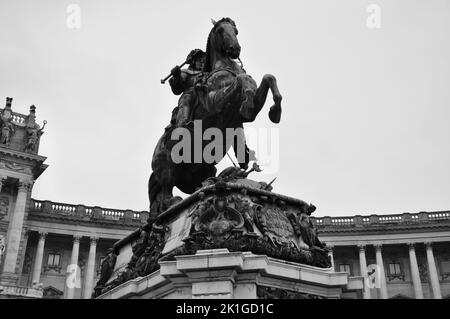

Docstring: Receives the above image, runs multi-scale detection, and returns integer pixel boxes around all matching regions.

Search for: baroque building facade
[0,98,449,299]
[0,98,147,298]
[316,213,450,299]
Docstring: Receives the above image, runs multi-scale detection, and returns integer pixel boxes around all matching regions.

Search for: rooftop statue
[24,105,47,153]
[149,18,282,216]
[0,98,47,154]
[0,97,15,146]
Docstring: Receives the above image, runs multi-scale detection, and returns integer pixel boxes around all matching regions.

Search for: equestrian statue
[149,18,283,217]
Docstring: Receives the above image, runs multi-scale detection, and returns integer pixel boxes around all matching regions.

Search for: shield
[255,206,296,246]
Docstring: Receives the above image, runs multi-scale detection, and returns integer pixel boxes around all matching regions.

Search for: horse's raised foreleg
[253,74,282,123]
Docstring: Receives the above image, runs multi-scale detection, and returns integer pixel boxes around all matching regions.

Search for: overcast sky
[1,0,449,217]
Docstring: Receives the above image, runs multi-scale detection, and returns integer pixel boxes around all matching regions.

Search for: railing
[34,201,42,210]
[331,217,354,225]
[0,285,43,298]
[379,215,402,223]
[313,219,323,225]
[11,111,27,125]
[387,273,405,281]
[31,199,450,228]
[428,212,450,220]
[31,199,148,223]
[51,203,77,215]
[312,210,450,227]
[102,209,124,220]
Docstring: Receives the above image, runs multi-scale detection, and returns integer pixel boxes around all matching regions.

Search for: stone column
[408,243,424,299]
[358,245,371,299]
[425,242,442,299]
[31,232,47,285]
[1,181,32,284]
[66,235,81,299]
[374,244,388,299]
[17,229,30,279]
[327,244,335,271]
[82,237,98,299]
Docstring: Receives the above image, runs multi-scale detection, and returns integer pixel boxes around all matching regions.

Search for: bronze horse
[149,18,283,216]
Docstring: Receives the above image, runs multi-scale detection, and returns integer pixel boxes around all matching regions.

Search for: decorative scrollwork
[93,218,167,298]
[257,286,326,299]
[93,171,331,298]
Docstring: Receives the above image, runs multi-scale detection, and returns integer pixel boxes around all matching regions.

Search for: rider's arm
[169,67,188,95]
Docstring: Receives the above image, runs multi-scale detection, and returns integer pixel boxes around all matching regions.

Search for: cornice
[318,222,450,235]
[0,146,47,163]
[0,147,48,179]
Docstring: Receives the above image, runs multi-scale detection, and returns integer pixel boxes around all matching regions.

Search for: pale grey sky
[1,0,449,216]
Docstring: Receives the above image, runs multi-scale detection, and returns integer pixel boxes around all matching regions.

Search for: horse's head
[209,17,241,60]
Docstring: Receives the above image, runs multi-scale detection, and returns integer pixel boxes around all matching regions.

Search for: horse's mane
[204,31,213,72]
[204,17,236,73]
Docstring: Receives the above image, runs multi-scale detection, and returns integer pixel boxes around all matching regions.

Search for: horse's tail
[148,172,161,217]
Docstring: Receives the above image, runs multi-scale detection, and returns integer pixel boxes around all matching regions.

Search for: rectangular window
[339,264,351,275]
[387,262,405,281]
[389,263,401,275]
[47,252,61,267]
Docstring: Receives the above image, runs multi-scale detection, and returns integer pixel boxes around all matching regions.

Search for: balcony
[0,284,43,299]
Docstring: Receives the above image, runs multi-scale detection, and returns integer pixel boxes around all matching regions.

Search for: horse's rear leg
[254,74,282,123]
[148,173,162,218]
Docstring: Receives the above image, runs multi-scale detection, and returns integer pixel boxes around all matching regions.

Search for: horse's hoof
[269,104,281,123]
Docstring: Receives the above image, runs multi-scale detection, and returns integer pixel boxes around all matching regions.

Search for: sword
[226,151,237,167]
[267,177,277,187]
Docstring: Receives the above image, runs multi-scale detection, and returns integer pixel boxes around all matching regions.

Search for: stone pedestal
[97,249,363,299]
[93,175,354,299]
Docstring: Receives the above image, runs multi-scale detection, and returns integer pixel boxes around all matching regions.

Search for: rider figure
[169,49,206,127]
[166,48,253,170]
